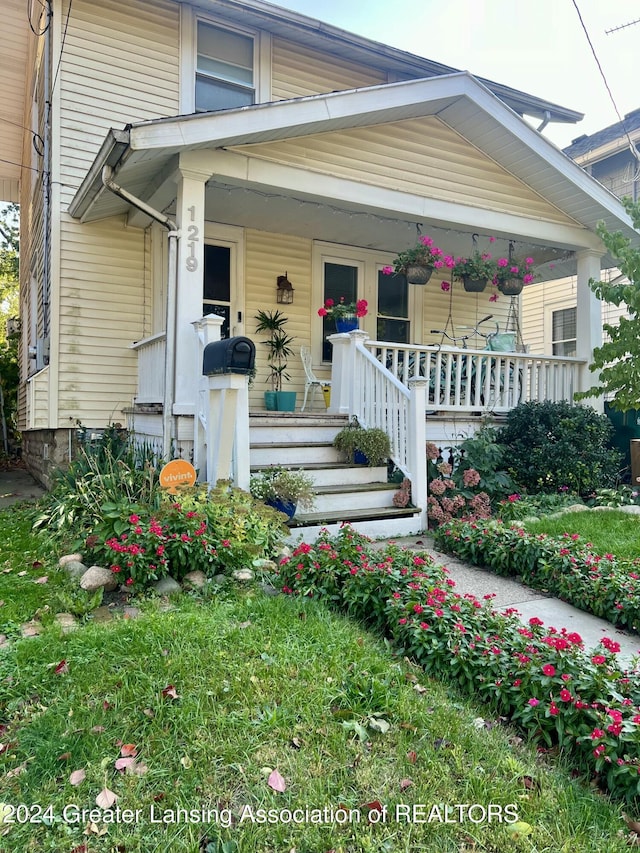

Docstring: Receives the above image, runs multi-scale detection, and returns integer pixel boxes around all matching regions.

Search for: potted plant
[249,466,316,519]
[382,234,445,285]
[333,419,391,466]
[318,297,368,333]
[451,251,497,292]
[255,309,296,411]
[494,255,536,296]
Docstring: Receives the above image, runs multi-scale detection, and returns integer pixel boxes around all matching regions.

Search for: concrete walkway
[0,466,45,509]
[389,535,640,668]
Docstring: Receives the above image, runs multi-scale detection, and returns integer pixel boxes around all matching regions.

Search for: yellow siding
[272,36,387,100]
[245,230,313,408]
[57,215,147,425]
[31,368,50,429]
[233,117,578,225]
[59,0,180,209]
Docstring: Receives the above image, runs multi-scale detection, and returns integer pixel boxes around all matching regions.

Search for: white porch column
[576,249,604,411]
[174,157,211,416]
[408,378,428,531]
[327,330,369,416]
[192,315,223,479]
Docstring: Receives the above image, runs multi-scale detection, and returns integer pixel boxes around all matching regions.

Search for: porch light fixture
[276,273,294,304]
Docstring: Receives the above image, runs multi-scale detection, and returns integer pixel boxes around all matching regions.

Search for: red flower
[559,689,572,702]
[542,664,555,677]
[591,654,606,665]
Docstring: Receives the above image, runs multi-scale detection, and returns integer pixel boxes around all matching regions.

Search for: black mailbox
[203,336,256,376]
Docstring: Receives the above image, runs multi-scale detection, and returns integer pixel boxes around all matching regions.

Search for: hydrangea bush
[277,525,640,800]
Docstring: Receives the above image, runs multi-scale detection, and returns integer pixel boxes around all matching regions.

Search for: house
[3,0,640,537]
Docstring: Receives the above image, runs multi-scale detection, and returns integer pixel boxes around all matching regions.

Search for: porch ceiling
[69,73,639,272]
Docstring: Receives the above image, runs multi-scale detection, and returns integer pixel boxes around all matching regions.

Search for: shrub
[275,526,640,800]
[497,401,621,496]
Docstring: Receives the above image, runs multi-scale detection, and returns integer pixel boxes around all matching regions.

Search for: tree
[0,203,19,454]
[575,198,640,411]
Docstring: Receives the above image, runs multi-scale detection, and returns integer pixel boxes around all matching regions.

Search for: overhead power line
[605,17,640,35]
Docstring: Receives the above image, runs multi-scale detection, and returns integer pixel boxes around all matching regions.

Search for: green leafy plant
[249,467,315,511]
[451,250,497,283]
[382,234,445,276]
[333,420,391,466]
[254,309,295,392]
[497,401,621,496]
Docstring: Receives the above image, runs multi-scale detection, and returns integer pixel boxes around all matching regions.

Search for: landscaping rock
[232,568,254,583]
[59,553,83,567]
[592,505,618,512]
[122,606,141,619]
[253,559,278,572]
[212,574,227,586]
[152,576,182,595]
[91,606,113,623]
[21,620,43,638]
[620,505,640,515]
[63,560,89,580]
[566,504,589,512]
[54,612,78,633]
[183,570,207,589]
[278,546,292,560]
[0,634,8,648]
[261,582,279,597]
[80,566,119,592]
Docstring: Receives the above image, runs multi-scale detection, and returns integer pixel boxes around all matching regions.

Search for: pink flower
[528,698,539,707]
[128,514,140,524]
[325,298,334,307]
[497,258,509,268]
[591,655,606,665]
[489,293,498,302]
[489,236,496,243]
[525,257,534,265]
[382,266,393,275]
[559,689,572,702]
[318,308,327,317]
[542,664,555,677]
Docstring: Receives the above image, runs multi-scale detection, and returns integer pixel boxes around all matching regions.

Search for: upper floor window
[196,21,254,112]
[552,307,576,356]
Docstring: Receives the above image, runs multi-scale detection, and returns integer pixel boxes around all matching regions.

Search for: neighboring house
[522,110,640,357]
[2,0,639,536]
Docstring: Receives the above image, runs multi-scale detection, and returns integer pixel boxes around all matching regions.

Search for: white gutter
[101,165,179,460]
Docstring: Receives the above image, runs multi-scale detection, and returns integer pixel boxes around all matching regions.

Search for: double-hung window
[551,307,576,356]
[196,21,254,112]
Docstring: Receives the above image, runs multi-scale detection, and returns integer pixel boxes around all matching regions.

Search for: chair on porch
[300,346,331,412]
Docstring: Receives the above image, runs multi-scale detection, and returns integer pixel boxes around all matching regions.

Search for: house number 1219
[185,205,199,272]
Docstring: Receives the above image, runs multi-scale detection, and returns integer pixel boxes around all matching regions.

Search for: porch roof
[69,72,638,268]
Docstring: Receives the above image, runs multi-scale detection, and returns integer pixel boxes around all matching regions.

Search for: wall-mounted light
[276,272,294,304]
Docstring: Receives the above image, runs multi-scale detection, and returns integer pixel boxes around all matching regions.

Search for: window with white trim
[552,307,576,356]
[377,270,409,343]
[196,21,254,112]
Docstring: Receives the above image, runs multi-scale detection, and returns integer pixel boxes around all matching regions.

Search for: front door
[202,227,244,338]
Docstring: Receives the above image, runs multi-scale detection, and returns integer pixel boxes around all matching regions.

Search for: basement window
[196,21,255,112]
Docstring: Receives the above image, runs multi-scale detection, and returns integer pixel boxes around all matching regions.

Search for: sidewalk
[0,466,45,508]
[389,535,640,668]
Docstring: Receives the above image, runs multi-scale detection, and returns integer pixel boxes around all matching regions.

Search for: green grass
[0,588,634,853]
[523,510,640,561]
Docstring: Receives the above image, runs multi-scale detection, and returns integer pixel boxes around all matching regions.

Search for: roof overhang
[69,72,638,259]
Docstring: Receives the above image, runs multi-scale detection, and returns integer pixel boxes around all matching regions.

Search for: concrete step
[311,482,396,513]
[287,506,424,544]
[251,462,388,488]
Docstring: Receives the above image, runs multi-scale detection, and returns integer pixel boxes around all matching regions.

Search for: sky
[272,0,639,149]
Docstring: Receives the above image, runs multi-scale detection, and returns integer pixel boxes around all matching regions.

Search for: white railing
[365,341,585,414]
[130,332,166,404]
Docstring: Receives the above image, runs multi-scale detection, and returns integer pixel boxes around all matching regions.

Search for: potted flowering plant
[494,256,536,295]
[382,234,445,284]
[249,466,316,519]
[318,297,368,333]
[450,251,497,292]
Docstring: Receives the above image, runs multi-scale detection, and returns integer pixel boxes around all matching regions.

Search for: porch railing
[130,332,166,405]
[365,341,585,414]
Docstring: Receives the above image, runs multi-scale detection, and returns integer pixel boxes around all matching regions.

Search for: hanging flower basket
[405,264,433,285]
[461,275,488,293]
[497,278,524,296]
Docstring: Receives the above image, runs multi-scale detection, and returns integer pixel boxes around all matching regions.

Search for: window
[322,262,358,362]
[552,307,576,356]
[196,21,254,112]
[203,245,231,338]
[377,270,409,343]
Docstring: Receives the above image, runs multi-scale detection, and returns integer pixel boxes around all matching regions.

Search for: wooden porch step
[251,462,388,488]
[288,505,420,528]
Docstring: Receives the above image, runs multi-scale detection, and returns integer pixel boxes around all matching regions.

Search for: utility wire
[27,0,51,36]
[571,0,640,163]
[51,0,73,97]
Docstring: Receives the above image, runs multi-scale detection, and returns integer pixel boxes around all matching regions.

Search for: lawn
[0,504,636,852]
[523,509,640,562]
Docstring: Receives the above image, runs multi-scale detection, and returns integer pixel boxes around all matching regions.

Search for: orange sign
[159,459,197,493]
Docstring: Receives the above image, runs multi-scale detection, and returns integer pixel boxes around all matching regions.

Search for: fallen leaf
[133,762,148,776]
[103,701,112,711]
[180,756,192,769]
[368,717,390,734]
[95,788,118,809]
[84,820,108,836]
[90,726,105,734]
[114,757,137,773]
[624,814,640,835]
[507,821,533,838]
[69,769,86,786]
[70,845,88,853]
[290,737,302,750]
[32,560,44,568]
[434,738,452,750]
[34,576,49,584]
[6,764,26,779]
[143,708,154,718]
[413,683,427,695]
[0,601,4,607]
[54,660,69,675]
[57,752,72,761]
[120,744,138,757]
[17,571,27,577]
[161,684,180,700]
[267,769,286,792]
[238,620,252,629]
[406,750,417,764]
[400,778,413,791]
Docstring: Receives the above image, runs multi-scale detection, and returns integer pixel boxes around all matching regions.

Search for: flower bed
[277,526,640,800]
[433,520,640,633]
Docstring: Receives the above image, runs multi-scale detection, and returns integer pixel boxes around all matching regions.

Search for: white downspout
[101,165,179,459]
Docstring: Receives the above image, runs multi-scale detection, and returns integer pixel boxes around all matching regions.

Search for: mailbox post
[202,337,256,491]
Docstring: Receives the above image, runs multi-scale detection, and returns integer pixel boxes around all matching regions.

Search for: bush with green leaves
[275,526,640,801]
[497,401,621,496]
[494,491,584,522]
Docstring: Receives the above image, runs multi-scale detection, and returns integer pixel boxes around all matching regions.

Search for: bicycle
[429,315,522,410]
